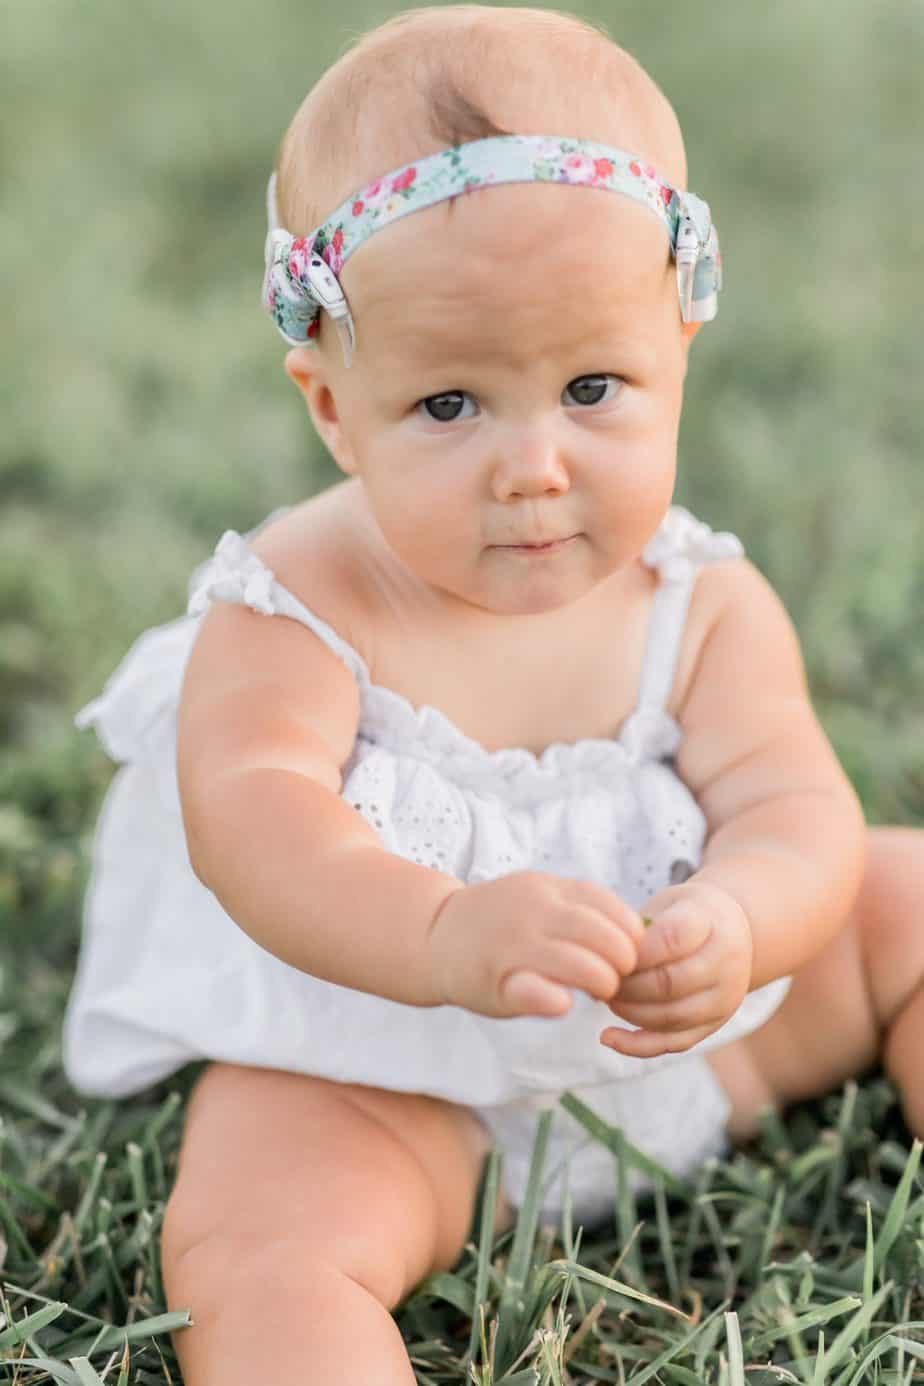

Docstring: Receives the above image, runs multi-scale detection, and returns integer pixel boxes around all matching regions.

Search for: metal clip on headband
[263,175,356,366]
[262,135,723,368]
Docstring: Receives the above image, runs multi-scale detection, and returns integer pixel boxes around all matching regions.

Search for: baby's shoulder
[677,552,806,728]
[689,552,792,643]
[671,552,790,719]
[245,479,378,662]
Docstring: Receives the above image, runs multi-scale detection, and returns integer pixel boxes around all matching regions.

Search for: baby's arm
[177,598,463,1009]
[604,559,867,1056]
[675,559,866,985]
[178,589,642,1019]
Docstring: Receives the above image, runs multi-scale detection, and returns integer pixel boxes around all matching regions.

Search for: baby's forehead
[342,182,673,360]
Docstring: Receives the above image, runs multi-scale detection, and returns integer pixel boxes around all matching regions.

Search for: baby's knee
[160,1064,483,1311]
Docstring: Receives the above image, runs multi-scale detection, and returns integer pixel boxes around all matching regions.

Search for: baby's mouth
[493,534,581,553]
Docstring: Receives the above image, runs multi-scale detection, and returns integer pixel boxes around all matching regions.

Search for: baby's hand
[600,881,753,1058]
[425,873,645,1019]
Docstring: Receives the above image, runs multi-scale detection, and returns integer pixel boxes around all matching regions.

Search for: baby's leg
[707,826,924,1140]
[162,1063,514,1386]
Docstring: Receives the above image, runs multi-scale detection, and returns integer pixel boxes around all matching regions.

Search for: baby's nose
[491,432,571,500]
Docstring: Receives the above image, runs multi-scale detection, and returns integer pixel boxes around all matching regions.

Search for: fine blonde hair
[273,6,685,236]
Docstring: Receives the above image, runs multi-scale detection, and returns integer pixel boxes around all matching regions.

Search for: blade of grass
[414,1271,475,1316]
[811,1082,858,1250]
[0,1168,61,1214]
[494,1109,552,1372]
[724,1311,745,1386]
[613,1127,643,1287]
[504,1111,552,1303]
[4,1358,80,1386]
[874,1139,922,1274]
[125,1142,146,1209]
[625,1302,726,1384]
[72,1152,107,1239]
[139,1091,181,1155]
[653,1179,680,1305]
[0,1300,67,1347]
[50,1310,193,1359]
[820,1280,892,1379]
[0,1191,42,1266]
[548,1259,690,1321]
[771,1276,811,1381]
[837,1330,924,1386]
[32,1114,89,1187]
[756,1185,785,1285]
[681,1159,716,1286]
[558,1092,689,1197]
[0,1079,73,1129]
[69,1357,106,1386]
[701,1196,735,1299]
[751,1295,863,1352]
[467,1148,502,1364]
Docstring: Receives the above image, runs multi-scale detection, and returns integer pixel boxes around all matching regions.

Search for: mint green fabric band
[262,134,722,366]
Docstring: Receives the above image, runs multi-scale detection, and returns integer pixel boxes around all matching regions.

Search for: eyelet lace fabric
[64,501,790,1214]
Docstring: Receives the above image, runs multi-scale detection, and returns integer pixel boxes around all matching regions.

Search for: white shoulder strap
[186,530,372,688]
[634,572,698,717]
[634,506,744,720]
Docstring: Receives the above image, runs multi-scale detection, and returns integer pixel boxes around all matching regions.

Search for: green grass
[3,0,924,1379]
[0,1053,922,1382]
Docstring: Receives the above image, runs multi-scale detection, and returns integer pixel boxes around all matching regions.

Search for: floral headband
[262,134,722,368]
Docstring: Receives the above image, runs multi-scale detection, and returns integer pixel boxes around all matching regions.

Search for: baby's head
[268,6,716,618]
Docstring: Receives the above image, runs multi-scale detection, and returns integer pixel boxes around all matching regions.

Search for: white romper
[64,504,791,1228]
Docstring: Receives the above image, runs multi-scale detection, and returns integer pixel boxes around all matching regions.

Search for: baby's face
[314,183,694,618]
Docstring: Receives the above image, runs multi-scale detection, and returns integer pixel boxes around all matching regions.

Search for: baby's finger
[542,941,620,1002]
[568,882,646,949]
[616,949,713,1006]
[502,971,572,1017]
[562,907,639,976]
[633,906,711,972]
[597,1020,716,1059]
[608,986,723,1034]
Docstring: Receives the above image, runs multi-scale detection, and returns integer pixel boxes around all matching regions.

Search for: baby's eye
[416,374,622,424]
[563,374,622,407]
[418,392,477,423]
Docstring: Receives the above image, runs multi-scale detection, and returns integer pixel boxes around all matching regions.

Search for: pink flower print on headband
[351,167,420,223]
[287,235,315,282]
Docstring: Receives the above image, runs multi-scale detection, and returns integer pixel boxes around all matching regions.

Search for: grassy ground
[2,0,924,1380]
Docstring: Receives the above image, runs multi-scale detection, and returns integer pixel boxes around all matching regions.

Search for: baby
[64,6,924,1384]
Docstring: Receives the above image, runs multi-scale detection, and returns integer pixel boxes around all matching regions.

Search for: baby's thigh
[161,1062,502,1312]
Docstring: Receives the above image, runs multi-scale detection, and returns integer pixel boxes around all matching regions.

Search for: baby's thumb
[635,901,711,971]
[502,970,573,1017]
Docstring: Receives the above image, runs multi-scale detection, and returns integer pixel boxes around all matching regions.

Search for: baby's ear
[283,347,358,475]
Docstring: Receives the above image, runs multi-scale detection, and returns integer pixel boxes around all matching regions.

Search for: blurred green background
[2,0,923,1025]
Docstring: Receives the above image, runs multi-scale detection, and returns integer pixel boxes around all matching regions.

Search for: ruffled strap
[641,505,743,583]
[620,506,744,754]
[76,522,372,767]
[186,530,372,689]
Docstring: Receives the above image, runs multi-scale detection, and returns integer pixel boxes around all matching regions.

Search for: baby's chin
[435,556,617,620]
